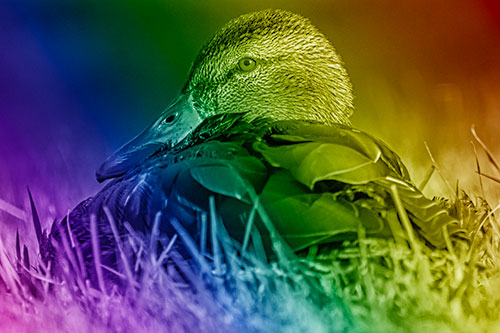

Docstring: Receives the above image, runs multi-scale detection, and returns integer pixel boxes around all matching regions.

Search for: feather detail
[50,119,464,279]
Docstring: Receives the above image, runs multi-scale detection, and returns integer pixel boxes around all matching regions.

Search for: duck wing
[50,119,463,277]
[253,121,463,249]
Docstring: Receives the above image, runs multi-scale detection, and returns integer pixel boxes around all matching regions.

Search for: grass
[1,143,500,332]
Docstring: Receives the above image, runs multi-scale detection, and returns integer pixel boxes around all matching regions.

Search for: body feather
[49,119,463,278]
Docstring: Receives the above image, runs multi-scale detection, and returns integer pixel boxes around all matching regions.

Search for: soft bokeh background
[1,0,500,236]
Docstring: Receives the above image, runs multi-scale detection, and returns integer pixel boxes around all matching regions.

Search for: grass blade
[27,187,43,248]
[471,125,500,174]
[90,213,107,295]
[0,197,25,221]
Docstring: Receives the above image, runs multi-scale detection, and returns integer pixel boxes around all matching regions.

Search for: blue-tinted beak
[96,94,203,182]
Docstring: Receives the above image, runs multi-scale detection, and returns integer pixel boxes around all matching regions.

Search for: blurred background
[1,0,500,235]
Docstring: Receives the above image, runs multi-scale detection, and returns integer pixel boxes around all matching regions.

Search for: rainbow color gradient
[1,1,500,332]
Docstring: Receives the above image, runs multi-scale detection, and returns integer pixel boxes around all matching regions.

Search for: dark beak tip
[95,158,129,183]
[95,94,202,183]
[95,170,107,183]
[95,143,162,183]
[95,165,112,183]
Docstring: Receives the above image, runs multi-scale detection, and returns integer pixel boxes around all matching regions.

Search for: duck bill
[96,94,203,182]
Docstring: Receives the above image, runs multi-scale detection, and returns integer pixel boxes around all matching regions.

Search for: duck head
[96,9,354,182]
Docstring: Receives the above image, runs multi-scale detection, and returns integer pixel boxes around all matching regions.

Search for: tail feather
[377,177,465,248]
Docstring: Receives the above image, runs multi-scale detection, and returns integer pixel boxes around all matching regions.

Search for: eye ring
[238,57,257,72]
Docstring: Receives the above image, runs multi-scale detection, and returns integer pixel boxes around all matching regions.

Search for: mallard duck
[48,9,461,277]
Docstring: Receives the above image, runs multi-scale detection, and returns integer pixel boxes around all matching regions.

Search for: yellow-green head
[97,9,354,182]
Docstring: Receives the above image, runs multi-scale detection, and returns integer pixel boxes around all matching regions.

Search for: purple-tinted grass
[1,133,500,332]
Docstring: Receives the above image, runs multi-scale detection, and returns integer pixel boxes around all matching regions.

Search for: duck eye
[238,57,256,72]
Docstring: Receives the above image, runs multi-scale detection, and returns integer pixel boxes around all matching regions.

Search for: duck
[48,9,462,280]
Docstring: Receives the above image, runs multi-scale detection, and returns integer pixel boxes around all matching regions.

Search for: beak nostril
[164,114,176,124]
